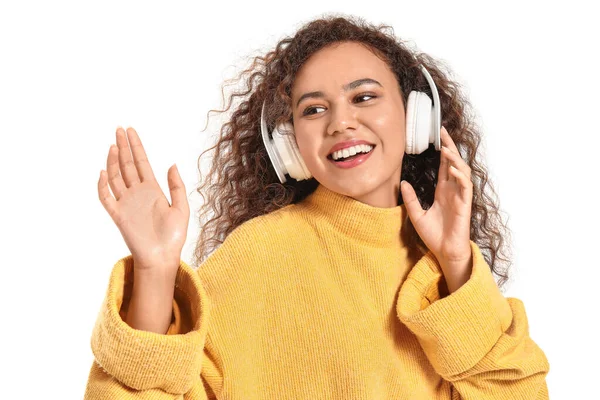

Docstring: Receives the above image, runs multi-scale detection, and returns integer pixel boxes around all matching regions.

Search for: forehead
[292,41,396,95]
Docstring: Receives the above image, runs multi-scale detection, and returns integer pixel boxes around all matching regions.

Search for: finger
[439,146,450,182]
[168,164,189,215]
[441,146,471,180]
[440,126,460,155]
[106,144,127,200]
[400,181,426,221]
[449,165,473,204]
[98,170,118,221]
[126,127,156,183]
[116,127,141,187]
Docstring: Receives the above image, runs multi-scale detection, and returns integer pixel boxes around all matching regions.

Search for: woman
[86,16,549,399]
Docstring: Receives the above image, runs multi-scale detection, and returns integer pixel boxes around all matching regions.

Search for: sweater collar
[301,184,408,247]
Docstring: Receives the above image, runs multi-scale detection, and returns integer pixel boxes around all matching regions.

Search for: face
[291,41,406,208]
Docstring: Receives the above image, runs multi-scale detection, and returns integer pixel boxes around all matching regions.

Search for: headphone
[261,65,441,183]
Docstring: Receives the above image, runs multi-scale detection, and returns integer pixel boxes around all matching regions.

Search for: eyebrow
[295,78,383,108]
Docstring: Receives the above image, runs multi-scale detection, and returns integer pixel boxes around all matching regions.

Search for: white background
[1,0,598,398]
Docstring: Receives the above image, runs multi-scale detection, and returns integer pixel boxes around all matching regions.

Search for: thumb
[400,180,425,222]
[168,164,189,215]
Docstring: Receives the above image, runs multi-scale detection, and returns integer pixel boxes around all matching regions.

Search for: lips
[327,139,375,157]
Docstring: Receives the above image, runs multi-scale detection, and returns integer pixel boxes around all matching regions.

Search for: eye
[354,93,376,103]
[302,105,326,116]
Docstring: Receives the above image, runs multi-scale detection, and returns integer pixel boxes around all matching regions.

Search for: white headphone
[261,65,441,183]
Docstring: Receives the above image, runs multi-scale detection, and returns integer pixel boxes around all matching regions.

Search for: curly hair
[192,15,513,290]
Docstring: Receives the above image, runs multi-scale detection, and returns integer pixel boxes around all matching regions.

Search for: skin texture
[291,42,473,293]
[291,42,406,209]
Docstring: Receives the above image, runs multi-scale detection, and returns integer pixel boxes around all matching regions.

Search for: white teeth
[331,144,374,160]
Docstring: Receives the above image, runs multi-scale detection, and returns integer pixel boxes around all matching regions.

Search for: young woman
[85,16,549,399]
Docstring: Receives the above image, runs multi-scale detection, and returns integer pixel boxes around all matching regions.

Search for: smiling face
[291,41,406,208]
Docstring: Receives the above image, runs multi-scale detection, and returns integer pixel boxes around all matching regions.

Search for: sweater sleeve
[397,241,550,400]
[84,255,214,399]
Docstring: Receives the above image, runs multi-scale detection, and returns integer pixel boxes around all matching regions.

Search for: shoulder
[229,202,309,246]
[196,203,318,305]
[197,203,313,279]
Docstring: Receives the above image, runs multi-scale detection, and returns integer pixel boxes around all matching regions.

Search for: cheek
[294,129,320,162]
[373,114,406,145]
[369,101,405,129]
[295,119,325,150]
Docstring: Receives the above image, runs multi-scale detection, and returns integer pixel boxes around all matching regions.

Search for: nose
[326,102,358,136]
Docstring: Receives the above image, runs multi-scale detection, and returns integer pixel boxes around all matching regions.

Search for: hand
[400,126,473,293]
[97,127,190,275]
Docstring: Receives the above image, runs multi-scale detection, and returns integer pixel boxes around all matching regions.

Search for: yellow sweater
[85,184,549,399]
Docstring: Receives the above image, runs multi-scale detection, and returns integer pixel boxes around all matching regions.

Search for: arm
[397,242,550,400]
[84,256,214,399]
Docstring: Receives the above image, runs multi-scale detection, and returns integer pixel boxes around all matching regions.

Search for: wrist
[133,258,179,281]
[127,264,178,334]
[439,255,473,294]
[133,267,178,294]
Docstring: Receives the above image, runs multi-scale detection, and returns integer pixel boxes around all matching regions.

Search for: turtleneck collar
[300,184,408,247]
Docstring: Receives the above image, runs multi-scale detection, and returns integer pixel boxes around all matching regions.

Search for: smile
[327,145,375,169]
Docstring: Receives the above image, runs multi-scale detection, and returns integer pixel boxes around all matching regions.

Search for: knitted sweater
[85,184,550,399]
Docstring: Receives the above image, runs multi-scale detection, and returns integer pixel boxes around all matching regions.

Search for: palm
[400,127,473,265]
[98,127,190,272]
[410,178,471,262]
[114,180,188,267]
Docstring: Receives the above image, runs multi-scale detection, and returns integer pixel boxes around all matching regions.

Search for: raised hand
[98,127,190,275]
[400,126,473,293]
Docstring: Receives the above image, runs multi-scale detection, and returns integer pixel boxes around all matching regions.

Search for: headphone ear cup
[405,91,433,155]
[260,101,312,183]
[272,123,312,181]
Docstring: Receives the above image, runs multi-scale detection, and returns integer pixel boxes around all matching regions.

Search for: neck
[332,170,402,208]
[300,184,408,247]
[348,183,402,208]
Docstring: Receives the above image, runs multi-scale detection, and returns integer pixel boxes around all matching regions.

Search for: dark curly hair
[192,15,513,290]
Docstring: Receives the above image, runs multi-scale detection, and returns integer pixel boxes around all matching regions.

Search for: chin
[316,167,401,205]
[322,179,380,199]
